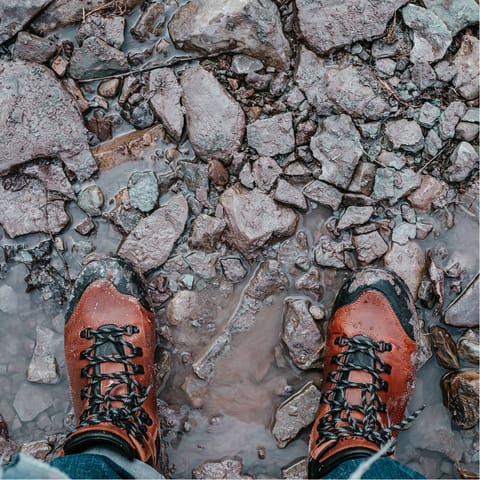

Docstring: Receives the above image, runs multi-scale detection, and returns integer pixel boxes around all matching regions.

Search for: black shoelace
[316,335,423,451]
[78,324,153,443]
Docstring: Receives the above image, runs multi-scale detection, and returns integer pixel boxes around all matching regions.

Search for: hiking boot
[62,257,160,469]
[309,268,423,478]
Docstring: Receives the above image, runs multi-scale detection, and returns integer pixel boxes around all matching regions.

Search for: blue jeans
[1,452,424,479]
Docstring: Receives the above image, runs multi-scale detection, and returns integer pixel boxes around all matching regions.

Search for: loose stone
[353,231,388,264]
[192,457,249,479]
[127,171,158,213]
[189,214,226,251]
[385,119,424,153]
[130,2,165,42]
[443,275,479,328]
[231,55,264,75]
[418,102,442,128]
[220,257,248,283]
[26,326,61,385]
[337,206,374,230]
[439,101,467,140]
[444,142,478,183]
[303,180,343,211]
[348,162,376,195]
[408,175,446,211]
[281,458,308,479]
[252,157,282,192]
[452,34,479,101]
[98,78,120,98]
[77,185,104,216]
[313,235,348,269]
[430,325,460,370]
[458,329,480,365]
[247,113,295,157]
[75,14,125,49]
[14,32,57,63]
[274,179,307,211]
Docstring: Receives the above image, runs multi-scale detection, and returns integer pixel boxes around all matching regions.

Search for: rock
[181,66,245,162]
[282,299,324,370]
[377,150,406,170]
[353,231,388,264]
[0,0,52,44]
[30,0,141,34]
[98,78,120,98]
[182,375,207,409]
[0,60,96,180]
[231,55,264,75]
[167,290,200,326]
[62,78,90,113]
[219,184,298,256]
[92,125,166,171]
[295,47,389,119]
[244,259,288,301]
[441,369,479,429]
[77,185,104,216]
[383,241,425,299]
[310,115,363,189]
[439,101,467,140]
[26,326,61,384]
[385,119,424,153]
[13,383,53,422]
[445,142,478,183]
[272,381,321,448]
[458,329,479,365]
[130,2,165,42]
[313,235,348,269]
[375,58,397,78]
[247,113,295,157]
[348,162,376,196]
[0,285,17,314]
[192,457,249,479]
[127,171,158,213]
[402,4,452,64]
[13,32,57,63]
[147,68,184,141]
[239,162,255,189]
[456,122,479,142]
[424,0,479,36]
[75,217,96,236]
[372,167,421,205]
[303,180,343,211]
[169,0,291,71]
[118,194,188,272]
[295,267,323,297]
[411,61,437,90]
[274,179,307,211]
[407,175,446,211]
[418,102,441,128]
[69,36,128,80]
[20,440,52,460]
[337,206,374,230]
[189,214,226,250]
[185,251,219,280]
[392,222,417,245]
[0,177,69,238]
[252,157,282,192]
[281,458,308,479]
[462,107,479,124]
[220,257,248,283]
[76,13,125,49]
[416,222,434,240]
[295,0,408,54]
[24,160,74,199]
[443,275,479,328]
[430,325,460,370]
[424,129,443,157]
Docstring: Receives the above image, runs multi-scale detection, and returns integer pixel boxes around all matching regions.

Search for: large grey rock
[26,326,61,385]
[189,214,226,251]
[372,167,422,205]
[452,34,479,101]
[303,180,343,211]
[118,194,188,272]
[402,4,452,64]
[0,177,69,238]
[247,113,295,157]
[0,285,17,314]
[274,179,307,210]
[75,13,125,49]
[295,0,408,54]
[272,381,321,448]
[439,101,468,140]
[424,0,479,36]
[219,184,298,255]
[147,68,184,141]
[445,142,478,183]
[385,119,424,153]
[310,115,363,189]
[0,60,96,180]
[168,0,291,70]
[13,383,54,422]
[444,275,479,328]
[0,0,52,44]
[282,299,324,370]
[295,46,389,119]
[13,32,57,63]
[181,66,245,162]
[69,36,129,80]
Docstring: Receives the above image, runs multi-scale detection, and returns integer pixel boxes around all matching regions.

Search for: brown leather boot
[309,268,423,478]
[62,257,160,469]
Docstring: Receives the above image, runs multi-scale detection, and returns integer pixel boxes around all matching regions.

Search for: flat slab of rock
[272,381,321,448]
[26,326,61,385]
[0,0,52,44]
[424,0,479,36]
[13,383,54,422]
[444,275,479,328]
[169,0,291,71]
[295,0,408,54]
[247,113,295,157]
[118,194,188,272]
[0,60,96,180]
[220,184,298,256]
[181,66,245,162]
[147,68,184,141]
[311,115,363,189]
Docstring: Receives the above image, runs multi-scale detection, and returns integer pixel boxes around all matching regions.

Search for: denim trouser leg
[324,457,425,479]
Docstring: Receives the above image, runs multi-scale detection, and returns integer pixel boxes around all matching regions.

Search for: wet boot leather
[309,268,422,478]
[62,258,160,469]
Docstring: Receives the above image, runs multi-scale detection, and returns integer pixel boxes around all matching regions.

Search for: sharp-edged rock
[0,60,96,180]
[274,179,307,211]
[76,13,125,49]
[247,113,295,157]
[303,180,343,211]
[118,194,188,272]
[181,66,245,162]
[219,184,298,256]
[337,206,374,230]
[168,0,291,71]
[418,102,442,128]
[424,0,479,36]
[407,175,446,211]
[189,214,226,251]
[13,32,57,63]
[26,326,61,385]
[353,231,389,264]
[272,381,321,448]
[445,142,478,183]
[295,0,408,55]
[452,34,479,101]
[385,119,424,153]
[147,68,184,141]
[127,171,158,213]
[192,457,249,479]
[439,101,468,140]
[372,167,421,205]
[443,275,479,328]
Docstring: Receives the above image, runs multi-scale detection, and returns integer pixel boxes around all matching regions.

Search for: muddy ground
[0,0,478,478]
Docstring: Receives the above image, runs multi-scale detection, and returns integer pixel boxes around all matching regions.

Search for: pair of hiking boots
[61,257,422,476]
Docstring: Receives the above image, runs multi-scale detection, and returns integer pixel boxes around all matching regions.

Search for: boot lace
[316,335,423,451]
[78,324,153,444]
